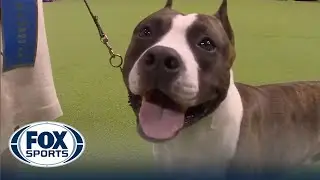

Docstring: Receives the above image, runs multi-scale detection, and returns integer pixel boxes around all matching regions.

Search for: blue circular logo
[9,121,85,168]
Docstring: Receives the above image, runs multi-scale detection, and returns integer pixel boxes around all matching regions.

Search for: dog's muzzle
[138,46,184,91]
[131,46,189,141]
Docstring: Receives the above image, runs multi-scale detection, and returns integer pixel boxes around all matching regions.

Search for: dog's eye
[197,37,216,52]
[139,26,152,38]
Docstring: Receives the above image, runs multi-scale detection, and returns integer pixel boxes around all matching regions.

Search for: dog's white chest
[152,76,244,170]
[152,117,237,170]
[152,118,228,168]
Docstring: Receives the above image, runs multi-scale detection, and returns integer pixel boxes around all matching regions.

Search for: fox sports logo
[9,121,85,168]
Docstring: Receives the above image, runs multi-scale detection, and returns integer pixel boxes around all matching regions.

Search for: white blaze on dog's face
[122,0,235,142]
[130,14,199,106]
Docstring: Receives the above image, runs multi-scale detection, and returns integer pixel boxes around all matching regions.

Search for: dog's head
[122,0,236,142]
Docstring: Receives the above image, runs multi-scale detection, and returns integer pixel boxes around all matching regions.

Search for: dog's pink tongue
[139,99,184,140]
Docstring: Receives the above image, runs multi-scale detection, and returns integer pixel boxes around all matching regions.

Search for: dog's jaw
[152,70,244,170]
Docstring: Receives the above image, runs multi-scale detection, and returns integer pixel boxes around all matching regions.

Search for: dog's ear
[164,0,173,8]
[214,0,234,45]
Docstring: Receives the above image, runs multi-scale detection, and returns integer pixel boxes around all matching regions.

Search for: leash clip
[100,35,123,68]
[83,0,123,68]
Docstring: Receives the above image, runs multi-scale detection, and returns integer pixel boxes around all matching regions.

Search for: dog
[122,0,320,172]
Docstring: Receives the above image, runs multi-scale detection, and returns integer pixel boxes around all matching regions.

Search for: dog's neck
[152,70,244,169]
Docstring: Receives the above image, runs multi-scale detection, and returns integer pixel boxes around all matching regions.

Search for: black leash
[83,0,123,69]
[83,0,140,111]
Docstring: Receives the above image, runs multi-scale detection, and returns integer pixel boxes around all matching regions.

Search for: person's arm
[1,0,63,155]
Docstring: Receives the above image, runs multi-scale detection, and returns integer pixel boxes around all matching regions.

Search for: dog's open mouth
[139,89,186,141]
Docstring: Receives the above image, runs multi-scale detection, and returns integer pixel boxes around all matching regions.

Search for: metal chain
[83,0,135,108]
[83,0,123,69]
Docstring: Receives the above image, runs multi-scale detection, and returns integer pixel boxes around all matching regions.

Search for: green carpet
[43,0,320,168]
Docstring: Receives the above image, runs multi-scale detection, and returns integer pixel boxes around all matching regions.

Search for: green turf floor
[43,0,320,168]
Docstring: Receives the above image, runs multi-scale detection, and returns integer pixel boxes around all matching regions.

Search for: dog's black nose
[141,46,181,72]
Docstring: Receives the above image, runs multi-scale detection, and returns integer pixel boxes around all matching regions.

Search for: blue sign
[1,0,38,72]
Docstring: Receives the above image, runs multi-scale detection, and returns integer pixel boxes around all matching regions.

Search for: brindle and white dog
[122,0,320,172]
